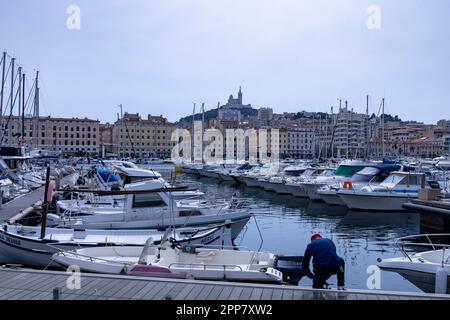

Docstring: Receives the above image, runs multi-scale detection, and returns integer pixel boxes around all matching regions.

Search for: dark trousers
[312,258,345,289]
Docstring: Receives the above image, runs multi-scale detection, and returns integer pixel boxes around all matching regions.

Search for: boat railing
[54,248,136,265]
[395,233,450,265]
[168,262,243,271]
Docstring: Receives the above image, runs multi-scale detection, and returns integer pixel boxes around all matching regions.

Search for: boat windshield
[381,174,406,187]
[351,167,380,183]
[333,165,366,177]
[285,169,306,177]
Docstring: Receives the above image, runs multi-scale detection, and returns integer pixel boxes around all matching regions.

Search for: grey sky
[1,0,449,124]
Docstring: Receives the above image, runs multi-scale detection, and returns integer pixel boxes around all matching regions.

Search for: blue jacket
[302,238,342,278]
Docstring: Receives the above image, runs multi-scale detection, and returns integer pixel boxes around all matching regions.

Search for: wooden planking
[249,287,263,300]
[0,269,448,301]
[260,288,273,300]
[238,287,253,300]
[216,285,233,300]
[142,281,170,299]
[174,284,197,300]
[0,186,45,221]
[205,285,224,300]
[281,289,294,300]
[131,282,161,299]
[227,287,243,300]
[147,282,177,300]
[271,289,283,300]
[184,284,205,300]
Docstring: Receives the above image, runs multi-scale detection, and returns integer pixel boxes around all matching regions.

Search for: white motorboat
[53,237,305,285]
[268,166,308,195]
[377,234,450,294]
[337,172,436,211]
[283,168,334,197]
[0,222,234,268]
[317,164,407,206]
[51,179,252,239]
[302,160,372,200]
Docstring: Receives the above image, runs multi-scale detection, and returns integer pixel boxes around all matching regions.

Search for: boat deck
[0,268,448,300]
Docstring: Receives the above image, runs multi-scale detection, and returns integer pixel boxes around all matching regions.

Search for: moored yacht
[317,164,411,206]
[337,171,439,211]
[51,179,252,239]
[377,234,450,294]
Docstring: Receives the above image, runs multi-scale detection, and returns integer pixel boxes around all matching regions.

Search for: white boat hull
[0,223,235,268]
[243,176,260,188]
[317,190,346,206]
[338,191,417,211]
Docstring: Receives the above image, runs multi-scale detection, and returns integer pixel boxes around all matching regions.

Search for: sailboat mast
[0,52,6,136]
[192,102,196,163]
[201,102,205,164]
[33,70,40,147]
[18,66,22,143]
[382,98,385,158]
[119,104,124,158]
[366,94,369,160]
[21,73,25,140]
[10,58,15,117]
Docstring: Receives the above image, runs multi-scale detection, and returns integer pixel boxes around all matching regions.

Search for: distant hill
[178,107,258,124]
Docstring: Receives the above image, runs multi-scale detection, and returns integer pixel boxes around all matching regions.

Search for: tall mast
[381,98,385,158]
[18,66,22,143]
[366,94,369,159]
[192,102,196,162]
[345,100,349,159]
[21,73,25,140]
[119,104,123,158]
[10,58,15,116]
[33,70,40,147]
[0,52,6,136]
[201,102,205,163]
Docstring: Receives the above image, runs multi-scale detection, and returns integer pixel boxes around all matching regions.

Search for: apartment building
[113,113,177,158]
[0,116,100,155]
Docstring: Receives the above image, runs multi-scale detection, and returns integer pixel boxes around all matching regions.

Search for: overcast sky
[1,0,449,124]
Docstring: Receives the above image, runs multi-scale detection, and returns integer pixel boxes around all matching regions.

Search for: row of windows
[119,129,170,134]
[41,140,96,146]
[118,135,170,140]
[41,132,97,139]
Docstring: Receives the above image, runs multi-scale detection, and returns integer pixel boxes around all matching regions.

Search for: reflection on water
[152,165,449,293]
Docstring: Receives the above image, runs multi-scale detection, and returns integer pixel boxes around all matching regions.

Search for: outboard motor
[274,255,306,285]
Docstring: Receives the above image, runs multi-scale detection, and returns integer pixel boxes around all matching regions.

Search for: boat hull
[378,257,450,293]
[338,191,416,211]
[317,190,346,206]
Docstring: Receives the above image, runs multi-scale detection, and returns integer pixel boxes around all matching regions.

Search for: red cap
[311,234,322,241]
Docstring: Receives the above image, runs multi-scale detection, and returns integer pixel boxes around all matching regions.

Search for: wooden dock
[0,268,449,300]
[0,173,76,223]
[404,199,450,217]
[0,186,45,222]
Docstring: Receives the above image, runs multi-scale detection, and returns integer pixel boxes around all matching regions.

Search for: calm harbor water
[151,164,444,294]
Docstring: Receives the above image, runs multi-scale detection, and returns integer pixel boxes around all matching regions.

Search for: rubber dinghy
[53,237,305,285]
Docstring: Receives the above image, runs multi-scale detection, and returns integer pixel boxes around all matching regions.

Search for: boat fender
[435,267,448,294]
[343,181,353,190]
[46,214,61,227]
